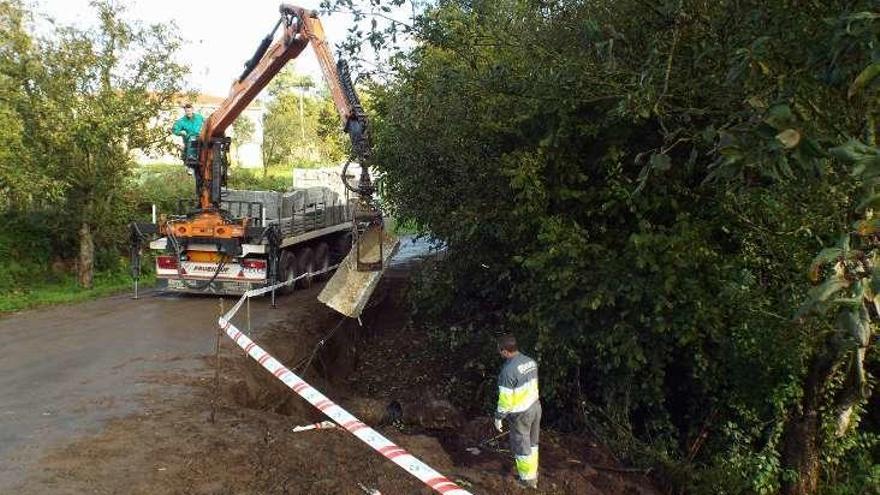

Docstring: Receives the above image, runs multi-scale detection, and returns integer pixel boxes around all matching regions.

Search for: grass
[387,217,422,236]
[0,270,155,315]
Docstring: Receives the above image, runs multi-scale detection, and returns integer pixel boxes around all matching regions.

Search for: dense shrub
[370,1,879,492]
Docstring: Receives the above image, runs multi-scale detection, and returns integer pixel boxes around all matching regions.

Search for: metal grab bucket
[318,227,400,318]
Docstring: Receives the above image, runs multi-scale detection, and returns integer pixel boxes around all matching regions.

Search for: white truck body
[151,183,353,295]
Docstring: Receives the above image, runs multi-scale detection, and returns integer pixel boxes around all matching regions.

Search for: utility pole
[299,87,305,142]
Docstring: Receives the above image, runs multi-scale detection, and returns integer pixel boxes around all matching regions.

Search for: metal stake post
[211,298,224,424]
[247,285,252,332]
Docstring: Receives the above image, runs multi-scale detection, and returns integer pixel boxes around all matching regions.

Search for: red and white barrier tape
[218,276,474,495]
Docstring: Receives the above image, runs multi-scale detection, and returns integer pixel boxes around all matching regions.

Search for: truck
[146,183,354,296]
[130,4,398,316]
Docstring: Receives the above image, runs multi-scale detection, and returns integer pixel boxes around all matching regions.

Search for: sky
[31,0,366,97]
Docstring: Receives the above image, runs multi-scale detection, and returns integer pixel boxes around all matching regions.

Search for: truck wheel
[278,250,297,295]
[314,242,330,280]
[296,247,315,288]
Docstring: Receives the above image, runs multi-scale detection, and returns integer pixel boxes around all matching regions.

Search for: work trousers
[508,400,541,481]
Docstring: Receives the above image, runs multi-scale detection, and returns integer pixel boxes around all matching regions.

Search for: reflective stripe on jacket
[496,352,539,419]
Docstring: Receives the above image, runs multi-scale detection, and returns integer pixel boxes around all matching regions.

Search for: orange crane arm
[301,13,358,130]
[194,5,368,209]
[302,12,374,198]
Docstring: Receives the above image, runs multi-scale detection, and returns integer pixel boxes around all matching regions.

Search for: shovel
[318,222,399,319]
[466,430,510,455]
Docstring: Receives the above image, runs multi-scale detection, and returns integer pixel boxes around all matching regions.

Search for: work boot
[517,478,538,490]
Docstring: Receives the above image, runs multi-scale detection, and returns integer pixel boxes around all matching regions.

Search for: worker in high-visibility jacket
[494,333,541,489]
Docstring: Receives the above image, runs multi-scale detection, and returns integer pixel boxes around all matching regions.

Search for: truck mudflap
[318,230,399,319]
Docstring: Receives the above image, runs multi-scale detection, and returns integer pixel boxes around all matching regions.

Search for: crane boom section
[201,18,305,140]
[193,6,363,210]
[301,14,355,126]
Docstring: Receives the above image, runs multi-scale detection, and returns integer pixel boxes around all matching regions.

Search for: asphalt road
[0,236,432,491]
[0,287,303,490]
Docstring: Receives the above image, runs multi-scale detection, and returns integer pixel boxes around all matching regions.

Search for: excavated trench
[217,295,365,421]
[196,238,656,494]
[216,288,467,431]
[215,237,446,429]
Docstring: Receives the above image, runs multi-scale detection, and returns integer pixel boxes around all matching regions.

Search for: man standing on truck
[171,103,204,163]
[494,333,541,489]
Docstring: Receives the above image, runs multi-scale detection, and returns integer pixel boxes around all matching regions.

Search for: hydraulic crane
[131,4,396,317]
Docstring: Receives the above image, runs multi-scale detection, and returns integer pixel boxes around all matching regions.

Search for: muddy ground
[3,259,657,494]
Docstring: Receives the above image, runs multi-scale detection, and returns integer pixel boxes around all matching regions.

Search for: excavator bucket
[319,224,400,319]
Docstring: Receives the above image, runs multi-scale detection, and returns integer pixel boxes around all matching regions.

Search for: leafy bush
[369,0,879,492]
[227,167,290,191]
[130,164,195,217]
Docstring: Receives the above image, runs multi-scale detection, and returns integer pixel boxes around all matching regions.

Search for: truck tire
[278,250,297,295]
[296,246,315,288]
[314,242,330,281]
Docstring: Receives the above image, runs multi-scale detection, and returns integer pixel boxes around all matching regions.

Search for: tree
[0,1,65,209]
[1,0,187,288]
[262,66,345,173]
[316,91,348,163]
[231,115,255,166]
[359,0,878,493]
[262,84,299,175]
[785,139,880,495]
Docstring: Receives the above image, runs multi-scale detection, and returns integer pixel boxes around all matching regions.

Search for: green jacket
[171,113,204,142]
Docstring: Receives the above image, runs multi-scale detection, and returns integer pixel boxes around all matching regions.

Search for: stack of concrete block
[292,164,359,200]
[222,189,283,220]
[282,190,306,217]
[222,186,343,232]
[280,187,341,217]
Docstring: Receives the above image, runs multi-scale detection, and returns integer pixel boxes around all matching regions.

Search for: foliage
[227,167,290,191]
[319,0,420,76]
[261,66,347,175]
[0,2,66,207]
[363,0,880,493]
[130,164,196,216]
[316,92,349,163]
[0,208,148,313]
[0,210,58,290]
[0,0,188,287]
[231,114,256,166]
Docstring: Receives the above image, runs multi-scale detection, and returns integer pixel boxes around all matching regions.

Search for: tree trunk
[780,350,835,495]
[781,410,820,495]
[78,222,94,289]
